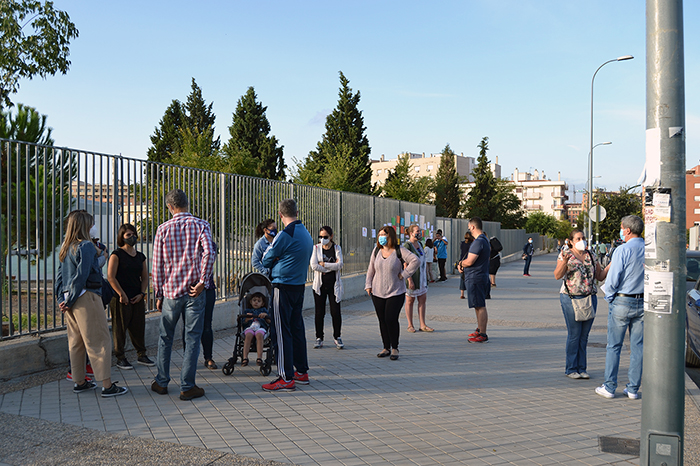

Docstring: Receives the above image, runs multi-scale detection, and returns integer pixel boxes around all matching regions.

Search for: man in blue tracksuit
[261,199,313,392]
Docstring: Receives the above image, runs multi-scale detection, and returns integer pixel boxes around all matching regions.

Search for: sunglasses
[319,235,329,239]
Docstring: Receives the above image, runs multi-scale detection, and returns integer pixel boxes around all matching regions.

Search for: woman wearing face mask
[107,223,153,370]
[252,219,277,276]
[553,229,606,379]
[404,225,433,332]
[310,226,344,349]
[365,226,419,360]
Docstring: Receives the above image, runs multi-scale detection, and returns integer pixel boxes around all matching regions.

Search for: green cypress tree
[222,87,285,180]
[183,78,220,155]
[299,71,371,193]
[147,99,183,163]
[433,144,462,217]
[463,137,498,219]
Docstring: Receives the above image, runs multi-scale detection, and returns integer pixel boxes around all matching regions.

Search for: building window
[414,166,420,172]
[695,183,700,189]
[427,165,434,171]
[694,196,700,202]
[695,209,700,214]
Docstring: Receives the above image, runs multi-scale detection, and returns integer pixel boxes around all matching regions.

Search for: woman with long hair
[365,226,419,360]
[310,226,344,349]
[55,210,128,397]
[107,223,153,370]
[252,219,277,276]
[553,229,605,379]
[404,225,432,332]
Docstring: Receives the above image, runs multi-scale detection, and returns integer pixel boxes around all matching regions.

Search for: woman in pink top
[365,226,419,360]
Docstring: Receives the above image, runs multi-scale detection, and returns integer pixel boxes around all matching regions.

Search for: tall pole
[641,1,686,464]
[588,56,633,241]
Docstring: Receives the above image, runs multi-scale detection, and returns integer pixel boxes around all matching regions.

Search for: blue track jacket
[262,220,313,285]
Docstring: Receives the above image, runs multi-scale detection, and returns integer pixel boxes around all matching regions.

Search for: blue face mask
[619,229,625,241]
[378,236,388,246]
[268,228,277,237]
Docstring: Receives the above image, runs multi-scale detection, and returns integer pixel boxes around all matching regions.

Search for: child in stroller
[241,292,269,367]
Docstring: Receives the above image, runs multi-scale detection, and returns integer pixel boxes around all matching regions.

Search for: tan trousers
[65,291,112,382]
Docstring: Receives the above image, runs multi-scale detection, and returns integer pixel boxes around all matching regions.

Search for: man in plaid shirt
[151,189,215,401]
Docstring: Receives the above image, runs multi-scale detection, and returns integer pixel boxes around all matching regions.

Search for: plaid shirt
[152,212,214,300]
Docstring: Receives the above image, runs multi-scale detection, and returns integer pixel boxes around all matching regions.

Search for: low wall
[0,273,371,382]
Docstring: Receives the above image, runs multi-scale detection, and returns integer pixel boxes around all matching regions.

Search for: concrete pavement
[1,252,699,465]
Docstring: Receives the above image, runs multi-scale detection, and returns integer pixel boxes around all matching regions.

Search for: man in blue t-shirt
[458,217,491,343]
[261,199,313,392]
[433,230,449,281]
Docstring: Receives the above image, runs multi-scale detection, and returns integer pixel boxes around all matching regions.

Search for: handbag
[521,253,527,260]
[563,250,595,321]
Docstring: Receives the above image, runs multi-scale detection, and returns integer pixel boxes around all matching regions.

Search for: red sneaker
[468,328,480,338]
[262,377,296,392]
[468,333,489,343]
[293,372,309,385]
[85,364,95,378]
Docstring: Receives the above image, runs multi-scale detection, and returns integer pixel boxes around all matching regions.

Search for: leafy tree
[147,78,219,163]
[492,178,527,229]
[433,144,462,217]
[525,212,559,236]
[463,136,498,219]
[380,153,433,203]
[296,71,371,193]
[0,1,79,107]
[555,219,574,240]
[595,187,643,243]
[146,100,184,163]
[222,87,285,180]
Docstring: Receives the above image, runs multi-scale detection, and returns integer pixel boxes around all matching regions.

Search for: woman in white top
[404,225,433,332]
[310,226,344,349]
[424,238,435,283]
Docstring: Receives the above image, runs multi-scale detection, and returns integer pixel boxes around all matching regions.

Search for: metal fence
[1,139,436,340]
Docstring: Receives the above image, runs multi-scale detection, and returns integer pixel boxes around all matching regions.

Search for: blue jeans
[156,293,205,392]
[523,255,532,275]
[603,296,644,394]
[560,293,596,374]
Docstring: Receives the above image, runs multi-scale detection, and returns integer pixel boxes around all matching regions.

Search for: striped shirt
[152,212,215,300]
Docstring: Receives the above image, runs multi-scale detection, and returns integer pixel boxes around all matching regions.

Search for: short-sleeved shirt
[558,246,598,296]
[111,248,146,299]
[434,239,448,259]
[464,233,490,280]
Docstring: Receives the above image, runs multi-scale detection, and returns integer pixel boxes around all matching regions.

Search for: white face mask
[574,240,587,251]
[89,225,99,239]
[320,238,330,246]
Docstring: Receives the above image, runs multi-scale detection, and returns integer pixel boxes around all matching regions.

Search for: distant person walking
[252,219,277,276]
[55,210,128,397]
[458,218,491,343]
[554,229,605,380]
[366,226,419,360]
[523,237,534,276]
[107,223,154,370]
[595,215,644,400]
[151,189,215,401]
[310,225,345,349]
[489,236,503,288]
[424,238,436,283]
[261,199,314,391]
[404,225,433,333]
[458,231,475,299]
[434,230,449,281]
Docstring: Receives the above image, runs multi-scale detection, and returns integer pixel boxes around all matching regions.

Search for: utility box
[648,433,681,466]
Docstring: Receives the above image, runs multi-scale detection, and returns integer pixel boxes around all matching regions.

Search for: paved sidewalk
[1,253,697,465]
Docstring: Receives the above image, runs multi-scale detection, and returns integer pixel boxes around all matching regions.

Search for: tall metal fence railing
[1,139,436,340]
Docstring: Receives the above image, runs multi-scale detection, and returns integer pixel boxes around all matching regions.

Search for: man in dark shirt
[459,217,491,343]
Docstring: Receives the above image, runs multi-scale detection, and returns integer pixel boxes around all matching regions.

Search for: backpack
[372,245,404,268]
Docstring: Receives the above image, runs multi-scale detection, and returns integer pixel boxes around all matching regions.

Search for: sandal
[256,358,263,366]
[420,326,434,332]
[377,349,391,358]
[241,358,249,367]
[407,326,416,333]
[205,359,218,369]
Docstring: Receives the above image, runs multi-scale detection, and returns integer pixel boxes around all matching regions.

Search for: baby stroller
[222,272,275,376]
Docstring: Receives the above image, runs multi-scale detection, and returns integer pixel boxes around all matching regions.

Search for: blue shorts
[466,276,488,309]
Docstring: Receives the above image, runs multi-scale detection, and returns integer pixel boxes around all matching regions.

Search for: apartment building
[510,168,568,220]
[371,152,501,186]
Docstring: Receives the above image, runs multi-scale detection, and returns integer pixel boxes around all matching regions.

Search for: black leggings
[371,294,405,350]
[313,286,342,340]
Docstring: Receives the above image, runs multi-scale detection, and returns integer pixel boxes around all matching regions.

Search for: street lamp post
[588,55,634,240]
[588,142,611,243]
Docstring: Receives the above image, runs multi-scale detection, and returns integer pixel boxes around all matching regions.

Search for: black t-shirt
[321,245,337,287]
[111,248,146,299]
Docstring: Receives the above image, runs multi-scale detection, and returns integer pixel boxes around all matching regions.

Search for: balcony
[525,204,542,211]
[524,192,541,200]
[552,204,565,210]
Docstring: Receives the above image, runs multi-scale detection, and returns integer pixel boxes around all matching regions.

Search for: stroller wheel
[260,365,272,376]
[222,361,234,376]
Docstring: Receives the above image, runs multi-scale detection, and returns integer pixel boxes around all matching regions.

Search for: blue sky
[11,1,699,201]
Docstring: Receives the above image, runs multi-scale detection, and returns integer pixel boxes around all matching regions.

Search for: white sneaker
[623,388,640,399]
[567,373,582,379]
[579,372,590,379]
[595,385,615,399]
[334,337,344,349]
[313,338,323,349]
